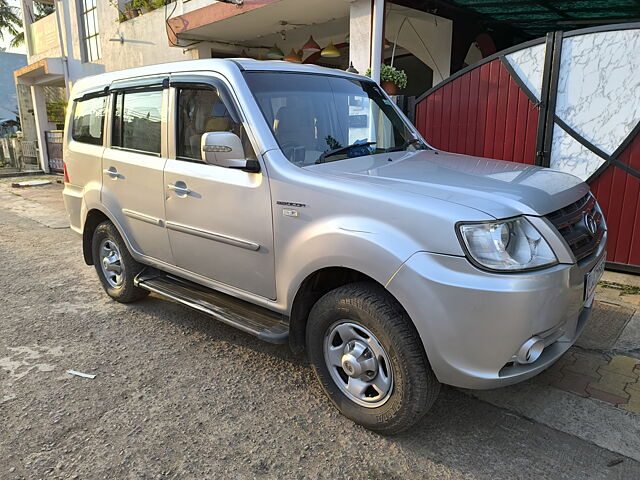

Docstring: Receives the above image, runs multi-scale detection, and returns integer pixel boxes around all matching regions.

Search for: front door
[163,78,275,299]
[101,83,173,263]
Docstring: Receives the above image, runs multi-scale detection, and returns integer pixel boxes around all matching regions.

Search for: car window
[112,89,162,155]
[245,72,419,166]
[71,95,106,146]
[176,87,255,161]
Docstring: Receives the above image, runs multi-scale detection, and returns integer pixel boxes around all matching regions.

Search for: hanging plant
[365,65,408,95]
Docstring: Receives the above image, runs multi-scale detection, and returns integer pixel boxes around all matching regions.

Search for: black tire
[91,221,149,303]
[306,282,440,434]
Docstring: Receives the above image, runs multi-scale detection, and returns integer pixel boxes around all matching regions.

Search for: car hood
[309,149,589,218]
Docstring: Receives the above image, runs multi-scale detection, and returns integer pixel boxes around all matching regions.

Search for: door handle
[168,183,192,196]
[103,167,121,179]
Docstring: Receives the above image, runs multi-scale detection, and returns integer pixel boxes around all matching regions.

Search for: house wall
[385,4,452,85]
[90,2,196,74]
[24,1,198,90]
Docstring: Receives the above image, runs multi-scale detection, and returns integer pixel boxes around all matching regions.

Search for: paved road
[1,205,639,479]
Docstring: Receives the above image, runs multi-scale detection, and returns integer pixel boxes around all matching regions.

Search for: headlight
[458,217,557,271]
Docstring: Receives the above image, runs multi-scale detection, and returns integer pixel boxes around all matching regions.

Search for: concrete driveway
[1,177,639,479]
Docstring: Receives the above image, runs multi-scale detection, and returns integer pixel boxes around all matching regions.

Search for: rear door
[163,75,276,299]
[63,91,108,231]
[100,77,173,263]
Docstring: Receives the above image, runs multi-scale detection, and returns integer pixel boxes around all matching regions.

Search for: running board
[134,269,288,344]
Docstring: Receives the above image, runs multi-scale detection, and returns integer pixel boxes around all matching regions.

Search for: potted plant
[366,64,408,95]
[132,0,148,13]
[124,2,139,19]
[132,0,166,13]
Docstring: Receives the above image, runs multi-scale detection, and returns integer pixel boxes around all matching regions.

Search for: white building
[14,0,528,172]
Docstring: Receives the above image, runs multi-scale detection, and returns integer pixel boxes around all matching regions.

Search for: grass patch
[598,280,640,296]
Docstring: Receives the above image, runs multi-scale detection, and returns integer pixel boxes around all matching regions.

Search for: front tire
[91,221,148,303]
[306,282,440,435]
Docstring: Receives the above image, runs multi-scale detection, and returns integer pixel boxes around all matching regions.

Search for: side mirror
[200,132,260,173]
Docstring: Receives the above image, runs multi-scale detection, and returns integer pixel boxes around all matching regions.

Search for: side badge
[282,208,299,218]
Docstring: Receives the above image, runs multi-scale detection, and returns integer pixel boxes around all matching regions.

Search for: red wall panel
[415,59,538,165]
[591,134,640,266]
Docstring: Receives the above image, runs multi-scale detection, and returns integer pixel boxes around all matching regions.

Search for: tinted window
[176,87,255,161]
[112,89,162,154]
[72,95,106,145]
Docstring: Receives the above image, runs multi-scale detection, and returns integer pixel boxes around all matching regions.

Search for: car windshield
[244,72,426,166]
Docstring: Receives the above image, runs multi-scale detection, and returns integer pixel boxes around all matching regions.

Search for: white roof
[71,59,367,98]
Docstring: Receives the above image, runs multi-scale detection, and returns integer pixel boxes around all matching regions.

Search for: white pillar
[19,0,36,57]
[54,0,71,97]
[370,0,385,84]
[349,0,372,75]
[30,86,51,173]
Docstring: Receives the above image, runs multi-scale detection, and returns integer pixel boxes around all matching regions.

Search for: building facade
[13,0,468,172]
[14,0,640,173]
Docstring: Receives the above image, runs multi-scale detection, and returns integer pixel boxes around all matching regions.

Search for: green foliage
[0,0,22,47]
[131,0,147,10]
[599,281,640,296]
[149,0,167,9]
[365,65,408,90]
[325,135,342,150]
[34,2,55,20]
[132,0,166,12]
[46,101,67,125]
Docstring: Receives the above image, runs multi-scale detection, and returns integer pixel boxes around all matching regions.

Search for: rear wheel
[91,221,148,303]
[306,282,440,434]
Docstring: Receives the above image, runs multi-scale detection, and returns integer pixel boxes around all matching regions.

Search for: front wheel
[306,282,440,434]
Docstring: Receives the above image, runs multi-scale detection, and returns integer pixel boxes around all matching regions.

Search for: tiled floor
[537,351,640,413]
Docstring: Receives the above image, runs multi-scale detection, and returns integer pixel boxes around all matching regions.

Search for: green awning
[447,0,640,37]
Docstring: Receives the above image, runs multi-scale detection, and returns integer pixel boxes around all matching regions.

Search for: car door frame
[99,75,174,264]
[163,71,277,299]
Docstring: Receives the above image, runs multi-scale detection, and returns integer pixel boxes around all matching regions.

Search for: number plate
[585,254,606,302]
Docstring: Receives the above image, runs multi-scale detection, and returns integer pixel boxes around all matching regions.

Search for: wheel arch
[288,266,412,354]
[81,208,132,265]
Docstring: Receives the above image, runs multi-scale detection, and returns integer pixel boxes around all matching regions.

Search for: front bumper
[386,239,606,389]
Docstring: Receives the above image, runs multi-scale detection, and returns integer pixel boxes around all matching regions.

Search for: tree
[0,1,22,48]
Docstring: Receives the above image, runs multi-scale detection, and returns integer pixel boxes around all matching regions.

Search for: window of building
[71,95,106,145]
[176,87,254,161]
[80,0,101,62]
[112,89,163,155]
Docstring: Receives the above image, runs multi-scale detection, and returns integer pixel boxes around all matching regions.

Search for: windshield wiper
[316,142,377,164]
[384,138,428,153]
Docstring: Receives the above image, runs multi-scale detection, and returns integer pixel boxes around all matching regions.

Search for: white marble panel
[549,123,606,181]
[556,29,640,155]
[505,43,546,101]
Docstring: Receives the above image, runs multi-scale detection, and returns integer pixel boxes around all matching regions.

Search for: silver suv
[63,59,606,433]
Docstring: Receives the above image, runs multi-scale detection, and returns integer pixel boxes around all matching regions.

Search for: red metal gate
[415,57,539,165]
[414,25,640,272]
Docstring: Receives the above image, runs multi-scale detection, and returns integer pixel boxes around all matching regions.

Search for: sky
[1,0,27,54]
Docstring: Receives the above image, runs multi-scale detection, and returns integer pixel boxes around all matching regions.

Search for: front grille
[546,193,605,262]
